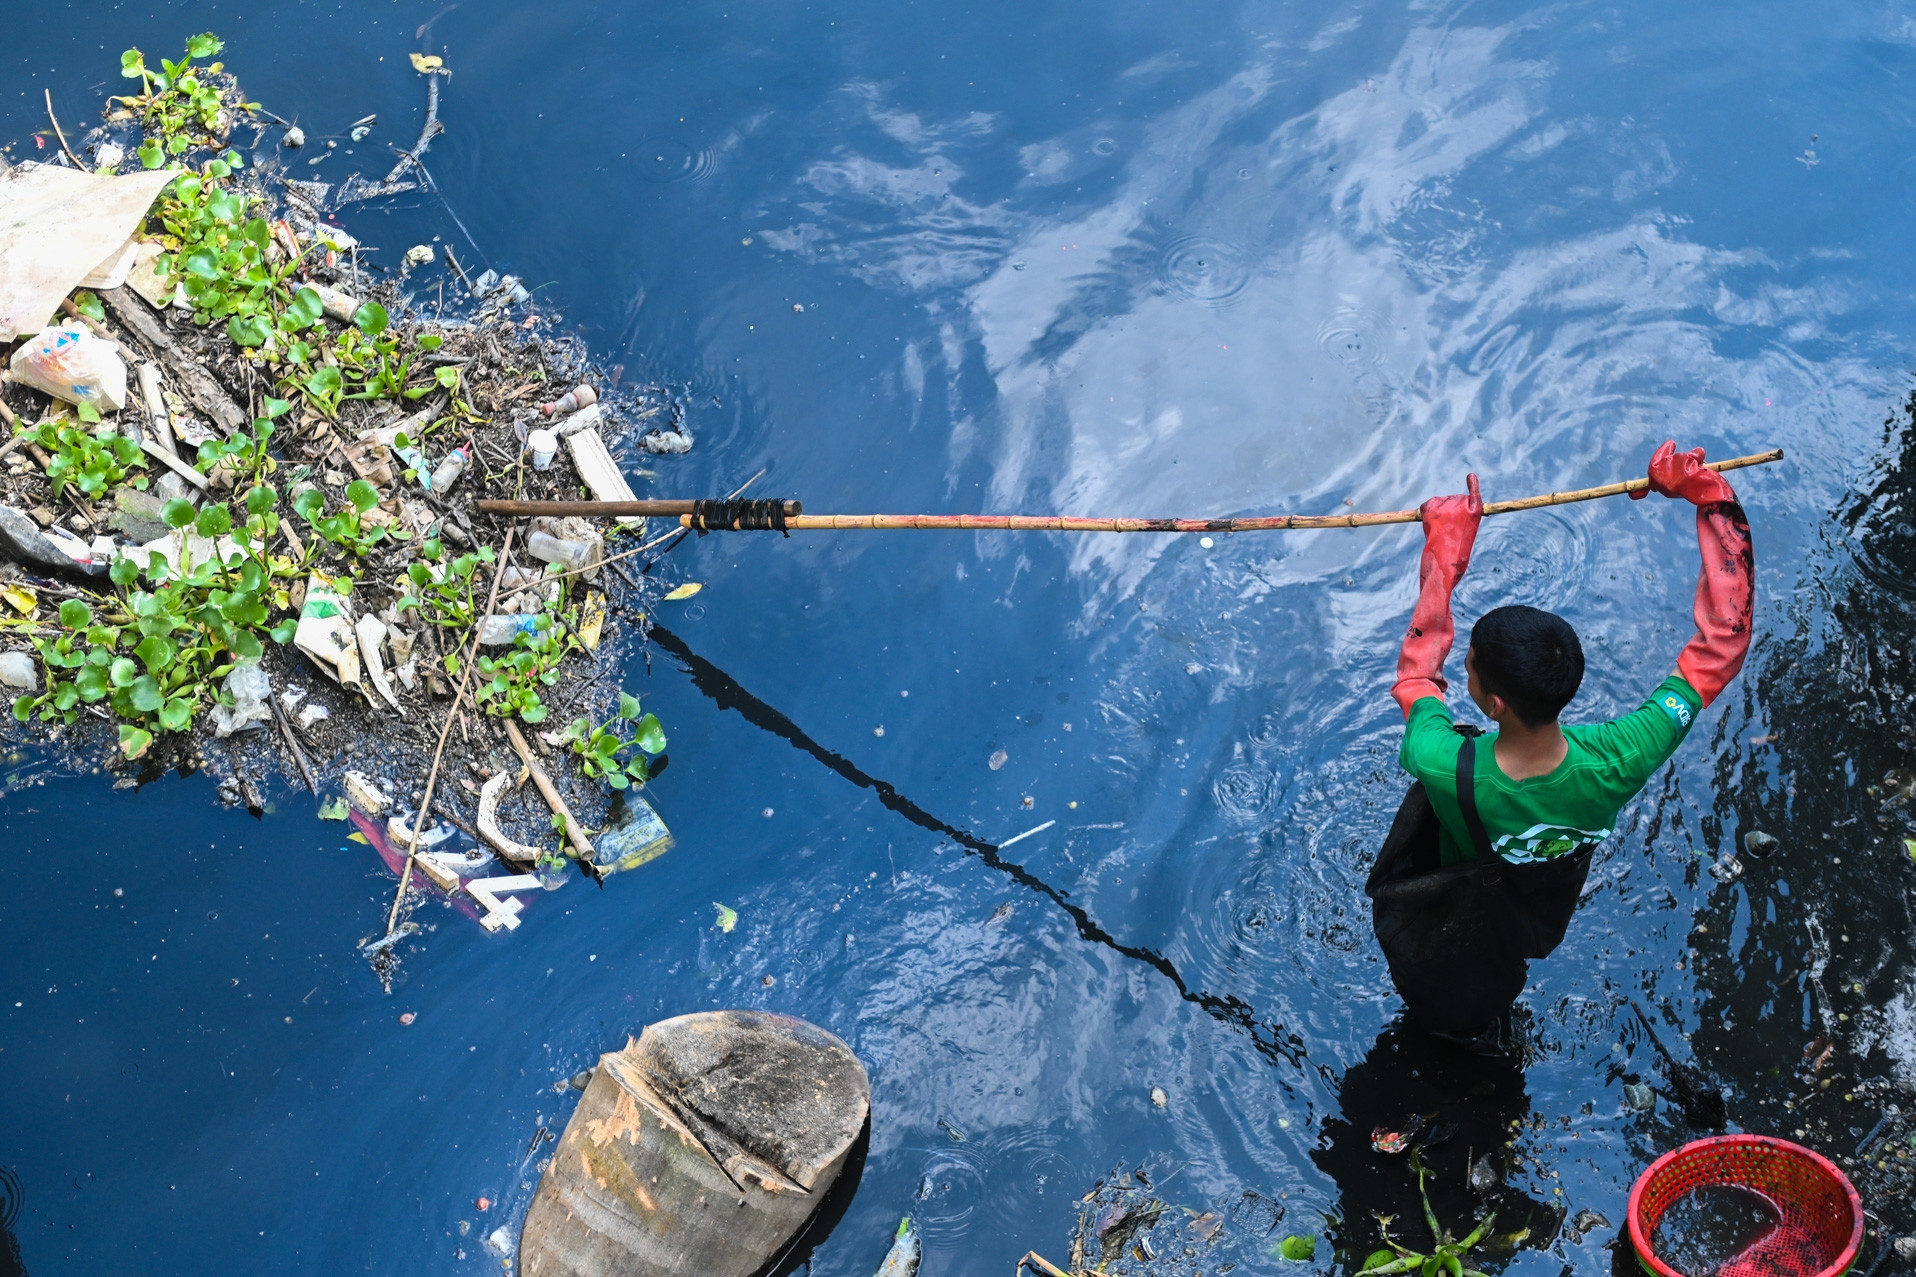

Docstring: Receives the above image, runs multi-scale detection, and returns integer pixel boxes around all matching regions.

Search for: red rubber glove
[1631,441,1754,707]
[1392,474,1483,717]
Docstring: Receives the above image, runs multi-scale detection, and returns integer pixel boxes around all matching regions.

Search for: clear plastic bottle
[476,613,544,645]
[525,529,591,571]
[430,447,469,493]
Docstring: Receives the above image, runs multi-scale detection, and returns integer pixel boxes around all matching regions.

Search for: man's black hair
[1470,605,1584,728]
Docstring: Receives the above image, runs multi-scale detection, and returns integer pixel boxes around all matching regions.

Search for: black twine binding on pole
[690,499,791,536]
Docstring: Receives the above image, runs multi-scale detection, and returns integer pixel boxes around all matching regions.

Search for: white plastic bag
[7,321,127,411]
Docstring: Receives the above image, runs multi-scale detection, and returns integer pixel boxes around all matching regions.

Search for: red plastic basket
[1627,1135,1862,1277]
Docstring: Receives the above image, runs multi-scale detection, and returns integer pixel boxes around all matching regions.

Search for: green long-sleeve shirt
[1399,675,1702,865]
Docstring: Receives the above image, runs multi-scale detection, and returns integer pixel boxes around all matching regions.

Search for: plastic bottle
[540,384,598,417]
[526,529,592,572]
[430,447,469,493]
[476,614,545,646]
[527,428,557,471]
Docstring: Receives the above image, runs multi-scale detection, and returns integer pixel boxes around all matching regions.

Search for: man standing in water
[1367,441,1755,1053]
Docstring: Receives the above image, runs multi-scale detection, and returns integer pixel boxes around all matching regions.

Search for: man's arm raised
[1392,474,1484,717]
[1629,440,1755,707]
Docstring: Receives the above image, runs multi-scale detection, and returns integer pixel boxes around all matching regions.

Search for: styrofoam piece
[564,428,644,531]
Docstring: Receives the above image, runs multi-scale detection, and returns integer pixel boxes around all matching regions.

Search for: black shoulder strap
[1455,735,1497,865]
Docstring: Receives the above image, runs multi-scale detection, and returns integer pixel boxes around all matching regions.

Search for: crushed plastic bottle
[477,613,545,646]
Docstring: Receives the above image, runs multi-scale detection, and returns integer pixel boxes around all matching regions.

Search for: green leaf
[185,32,223,59]
[345,479,380,512]
[520,703,548,724]
[157,696,193,732]
[606,770,630,790]
[76,402,102,425]
[1363,1251,1400,1274]
[195,503,233,538]
[433,365,462,390]
[618,692,641,720]
[13,694,34,722]
[205,190,242,223]
[134,634,176,672]
[292,488,325,520]
[129,674,164,713]
[352,301,390,336]
[183,248,220,280]
[285,288,324,331]
[269,619,297,645]
[109,657,138,688]
[1278,1236,1316,1262]
[162,498,197,529]
[317,796,349,821]
[229,630,262,660]
[420,538,443,562]
[417,334,444,351]
[302,365,341,399]
[73,291,106,322]
[633,713,666,755]
[227,314,269,348]
[111,557,141,588]
[713,903,738,932]
[74,664,109,701]
[118,724,153,759]
[263,397,293,420]
[58,599,92,630]
[244,485,276,516]
[121,49,145,75]
[138,140,164,169]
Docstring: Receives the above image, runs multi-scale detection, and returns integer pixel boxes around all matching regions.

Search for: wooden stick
[384,69,444,184]
[1016,1254,1076,1277]
[43,90,83,170]
[383,526,516,937]
[660,449,1785,533]
[141,439,212,491]
[478,498,802,518]
[502,718,596,863]
[267,692,318,794]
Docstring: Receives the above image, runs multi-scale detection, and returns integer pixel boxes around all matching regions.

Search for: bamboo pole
[477,449,1781,532]
[477,498,803,518]
[676,448,1784,531]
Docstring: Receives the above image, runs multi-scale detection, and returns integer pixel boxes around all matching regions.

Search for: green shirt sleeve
[1399,695,1461,785]
[1571,674,1702,794]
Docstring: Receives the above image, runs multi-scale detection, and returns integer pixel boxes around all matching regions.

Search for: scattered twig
[1016,1254,1076,1277]
[267,692,318,794]
[57,299,114,342]
[43,90,83,170]
[383,525,517,938]
[503,718,595,862]
[383,69,444,184]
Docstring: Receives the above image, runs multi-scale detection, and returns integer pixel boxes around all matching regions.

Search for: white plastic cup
[527,428,557,471]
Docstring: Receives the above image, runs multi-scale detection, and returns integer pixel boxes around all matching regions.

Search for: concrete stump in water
[520,1010,869,1277]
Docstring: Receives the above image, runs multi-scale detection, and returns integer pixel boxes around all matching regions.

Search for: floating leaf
[409,52,443,72]
[118,724,153,759]
[663,583,702,601]
[713,902,738,933]
[0,585,38,617]
[1278,1235,1316,1262]
[317,796,349,821]
[347,831,369,844]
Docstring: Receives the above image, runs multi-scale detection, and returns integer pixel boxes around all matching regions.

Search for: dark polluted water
[4,0,1916,1274]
